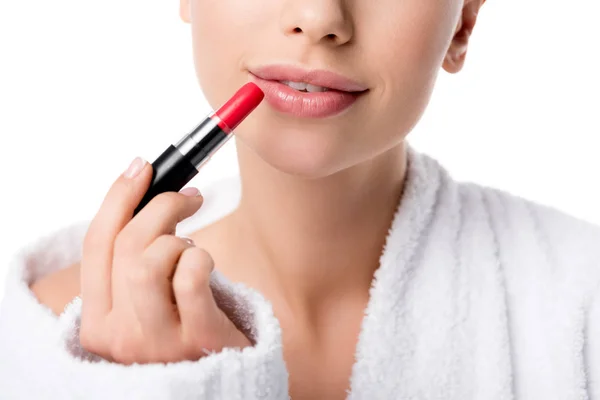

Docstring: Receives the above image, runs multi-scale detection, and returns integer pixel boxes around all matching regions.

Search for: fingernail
[180,236,195,246]
[123,157,146,179]
[179,187,201,197]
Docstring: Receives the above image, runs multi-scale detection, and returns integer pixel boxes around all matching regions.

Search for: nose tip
[282,2,354,46]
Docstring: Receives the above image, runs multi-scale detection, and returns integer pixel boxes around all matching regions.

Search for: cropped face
[180,0,480,178]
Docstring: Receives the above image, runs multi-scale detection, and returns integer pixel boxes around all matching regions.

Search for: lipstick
[133,82,264,215]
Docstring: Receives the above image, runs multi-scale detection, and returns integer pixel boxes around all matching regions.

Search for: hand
[78,157,251,365]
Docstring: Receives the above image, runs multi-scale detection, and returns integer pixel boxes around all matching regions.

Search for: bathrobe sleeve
[0,222,289,400]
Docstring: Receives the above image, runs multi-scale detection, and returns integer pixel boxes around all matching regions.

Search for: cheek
[357,1,459,141]
[367,0,458,74]
[189,1,269,109]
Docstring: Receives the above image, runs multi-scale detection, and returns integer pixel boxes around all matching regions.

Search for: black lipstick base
[132,115,230,216]
[133,145,197,215]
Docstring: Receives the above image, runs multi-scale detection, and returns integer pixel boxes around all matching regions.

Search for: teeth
[280,80,329,93]
[282,80,308,91]
[306,84,328,93]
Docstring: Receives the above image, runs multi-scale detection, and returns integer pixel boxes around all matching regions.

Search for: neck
[229,140,408,314]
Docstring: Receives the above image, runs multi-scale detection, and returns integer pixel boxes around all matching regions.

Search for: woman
[1,0,599,399]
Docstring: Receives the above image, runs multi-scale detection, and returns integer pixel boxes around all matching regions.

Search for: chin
[235,125,354,179]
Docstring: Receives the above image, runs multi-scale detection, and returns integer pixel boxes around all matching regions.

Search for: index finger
[80,157,153,319]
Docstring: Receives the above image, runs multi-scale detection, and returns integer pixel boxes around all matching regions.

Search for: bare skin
[31,263,80,316]
[31,0,485,398]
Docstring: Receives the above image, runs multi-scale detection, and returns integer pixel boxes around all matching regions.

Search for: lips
[248,65,368,118]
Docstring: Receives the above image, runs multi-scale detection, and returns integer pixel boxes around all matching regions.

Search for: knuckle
[191,247,212,262]
[109,333,140,364]
[173,267,207,296]
[155,234,182,251]
[141,234,185,267]
[114,231,138,255]
[79,323,103,354]
[126,262,159,287]
[195,248,214,267]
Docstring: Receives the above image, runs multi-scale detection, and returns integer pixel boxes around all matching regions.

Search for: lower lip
[250,75,363,118]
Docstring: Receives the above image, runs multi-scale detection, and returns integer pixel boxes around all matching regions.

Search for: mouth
[278,80,332,93]
[248,64,368,118]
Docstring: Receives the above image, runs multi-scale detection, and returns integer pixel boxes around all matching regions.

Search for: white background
[0,0,599,300]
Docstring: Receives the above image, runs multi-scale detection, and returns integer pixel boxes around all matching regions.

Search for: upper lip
[249,64,368,93]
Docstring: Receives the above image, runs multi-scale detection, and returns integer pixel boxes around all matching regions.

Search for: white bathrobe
[1,144,599,400]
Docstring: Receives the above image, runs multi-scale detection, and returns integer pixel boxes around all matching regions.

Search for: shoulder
[1,220,88,317]
[29,262,80,316]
